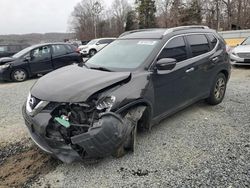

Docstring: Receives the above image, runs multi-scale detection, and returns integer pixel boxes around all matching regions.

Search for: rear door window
[158,36,188,62]
[186,34,210,57]
[52,45,68,57]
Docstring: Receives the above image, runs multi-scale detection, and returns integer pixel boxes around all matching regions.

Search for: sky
[0,0,115,35]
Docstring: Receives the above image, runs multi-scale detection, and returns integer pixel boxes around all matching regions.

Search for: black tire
[112,125,137,158]
[11,69,28,82]
[89,49,97,57]
[206,73,227,105]
[124,124,137,152]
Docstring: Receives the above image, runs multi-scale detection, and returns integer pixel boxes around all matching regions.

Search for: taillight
[76,48,80,53]
[226,45,232,54]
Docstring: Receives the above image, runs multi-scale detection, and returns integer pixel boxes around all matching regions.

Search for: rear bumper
[22,104,129,163]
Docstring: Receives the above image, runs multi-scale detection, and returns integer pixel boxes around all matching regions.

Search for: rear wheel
[206,73,227,105]
[11,69,27,82]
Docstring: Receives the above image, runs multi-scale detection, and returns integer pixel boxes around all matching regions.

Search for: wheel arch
[219,69,229,81]
[115,99,153,129]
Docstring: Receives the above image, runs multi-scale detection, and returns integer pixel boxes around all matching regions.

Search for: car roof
[119,25,213,39]
[29,42,71,49]
[95,38,116,40]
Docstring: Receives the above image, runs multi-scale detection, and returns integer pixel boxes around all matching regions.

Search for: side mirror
[24,56,31,61]
[96,42,100,45]
[156,58,177,71]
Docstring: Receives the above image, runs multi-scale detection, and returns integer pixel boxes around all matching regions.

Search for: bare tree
[222,0,234,30]
[69,0,250,40]
[156,0,172,27]
[112,0,131,34]
[70,0,103,40]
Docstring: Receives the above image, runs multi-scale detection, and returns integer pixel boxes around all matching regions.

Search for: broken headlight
[0,64,10,69]
[96,96,116,111]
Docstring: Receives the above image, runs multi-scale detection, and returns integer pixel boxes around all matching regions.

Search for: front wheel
[89,49,97,57]
[11,69,28,82]
[112,124,137,158]
[206,73,227,105]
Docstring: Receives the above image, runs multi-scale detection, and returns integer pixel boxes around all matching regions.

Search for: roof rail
[163,25,210,35]
[119,28,163,38]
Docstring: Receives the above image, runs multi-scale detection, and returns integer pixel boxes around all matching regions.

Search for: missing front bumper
[23,105,130,163]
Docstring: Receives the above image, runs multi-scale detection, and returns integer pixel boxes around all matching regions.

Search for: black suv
[0,44,29,58]
[23,26,231,163]
[0,43,82,82]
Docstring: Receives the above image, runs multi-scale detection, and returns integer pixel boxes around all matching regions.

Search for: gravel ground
[0,79,36,147]
[0,67,249,187]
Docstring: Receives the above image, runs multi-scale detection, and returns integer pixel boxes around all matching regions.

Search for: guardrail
[219,29,250,47]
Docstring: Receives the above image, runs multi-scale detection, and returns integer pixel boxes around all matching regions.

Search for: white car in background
[80,38,116,57]
[230,37,250,65]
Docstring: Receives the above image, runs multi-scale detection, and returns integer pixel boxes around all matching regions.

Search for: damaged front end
[23,94,145,163]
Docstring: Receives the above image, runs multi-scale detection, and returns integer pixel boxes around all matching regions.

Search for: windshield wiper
[89,66,113,72]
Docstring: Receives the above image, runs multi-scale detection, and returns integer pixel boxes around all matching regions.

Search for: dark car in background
[0,43,83,82]
[81,40,90,45]
[22,26,231,163]
[0,44,29,58]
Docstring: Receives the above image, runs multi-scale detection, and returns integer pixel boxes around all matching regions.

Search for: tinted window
[207,34,218,49]
[98,39,114,44]
[187,34,210,57]
[52,45,67,56]
[66,44,76,53]
[158,36,188,62]
[0,46,8,52]
[31,46,51,61]
[9,45,21,52]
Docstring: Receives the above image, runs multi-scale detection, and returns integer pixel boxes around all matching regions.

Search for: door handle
[212,57,219,62]
[186,67,194,73]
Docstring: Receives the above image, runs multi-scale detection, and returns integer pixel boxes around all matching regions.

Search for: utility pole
[216,0,220,30]
[92,1,102,39]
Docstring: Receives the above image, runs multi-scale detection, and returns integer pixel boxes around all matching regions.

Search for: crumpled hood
[0,57,16,65]
[31,65,131,102]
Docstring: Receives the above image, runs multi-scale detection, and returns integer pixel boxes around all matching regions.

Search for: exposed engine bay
[23,97,146,163]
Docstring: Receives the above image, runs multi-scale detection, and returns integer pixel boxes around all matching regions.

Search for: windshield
[86,39,159,70]
[12,46,33,58]
[241,37,250,45]
[88,39,98,45]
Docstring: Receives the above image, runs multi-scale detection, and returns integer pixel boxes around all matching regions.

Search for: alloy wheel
[214,77,226,100]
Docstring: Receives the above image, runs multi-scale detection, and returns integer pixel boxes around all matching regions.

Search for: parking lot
[0,67,249,187]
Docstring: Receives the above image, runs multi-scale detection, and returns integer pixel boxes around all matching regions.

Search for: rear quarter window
[52,45,68,56]
[186,34,210,57]
[66,44,76,53]
[207,34,218,49]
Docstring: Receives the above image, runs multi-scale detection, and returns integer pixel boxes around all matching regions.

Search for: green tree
[181,0,202,25]
[136,0,156,29]
[125,10,137,31]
